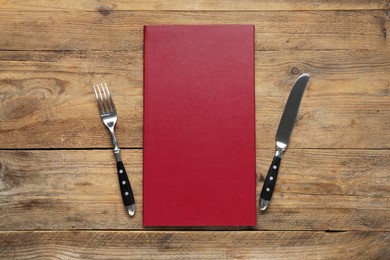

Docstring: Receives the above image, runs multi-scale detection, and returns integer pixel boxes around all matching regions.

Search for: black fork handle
[117,161,136,216]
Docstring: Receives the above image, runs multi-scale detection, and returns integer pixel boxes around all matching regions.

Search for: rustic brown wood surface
[0,0,389,259]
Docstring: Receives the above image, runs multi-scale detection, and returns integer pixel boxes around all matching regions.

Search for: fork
[93,82,135,216]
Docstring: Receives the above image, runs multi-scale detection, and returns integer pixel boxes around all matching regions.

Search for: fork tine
[100,83,110,113]
[104,82,116,112]
[100,83,111,112]
[93,84,104,114]
[99,83,108,113]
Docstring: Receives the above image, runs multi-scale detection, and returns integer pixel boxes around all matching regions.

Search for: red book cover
[143,25,256,226]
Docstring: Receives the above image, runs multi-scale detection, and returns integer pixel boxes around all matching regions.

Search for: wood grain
[0,2,389,258]
[0,149,388,231]
[0,10,388,51]
[0,49,389,149]
[0,0,388,11]
[0,231,388,259]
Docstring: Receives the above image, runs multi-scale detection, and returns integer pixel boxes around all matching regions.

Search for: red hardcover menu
[143,25,256,226]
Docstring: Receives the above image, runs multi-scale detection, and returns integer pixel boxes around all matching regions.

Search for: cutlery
[93,83,136,216]
[259,73,310,211]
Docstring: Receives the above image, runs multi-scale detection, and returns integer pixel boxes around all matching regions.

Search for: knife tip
[299,72,310,79]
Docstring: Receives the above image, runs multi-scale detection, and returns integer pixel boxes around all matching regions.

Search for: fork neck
[114,150,122,162]
[108,127,122,162]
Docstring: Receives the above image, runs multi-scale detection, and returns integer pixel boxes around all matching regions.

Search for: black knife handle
[260,155,282,204]
[117,161,135,207]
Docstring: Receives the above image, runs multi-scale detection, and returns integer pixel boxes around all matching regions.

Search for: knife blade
[259,73,310,211]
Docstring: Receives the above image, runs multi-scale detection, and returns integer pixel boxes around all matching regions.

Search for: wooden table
[0,1,389,259]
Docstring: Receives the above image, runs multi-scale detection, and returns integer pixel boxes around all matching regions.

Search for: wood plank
[1,2,387,258]
[256,149,390,198]
[0,10,388,51]
[0,0,387,11]
[0,49,389,149]
[0,149,388,231]
[0,231,388,259]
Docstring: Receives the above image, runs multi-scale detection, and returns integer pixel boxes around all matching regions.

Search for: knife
[259,73,310,211]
